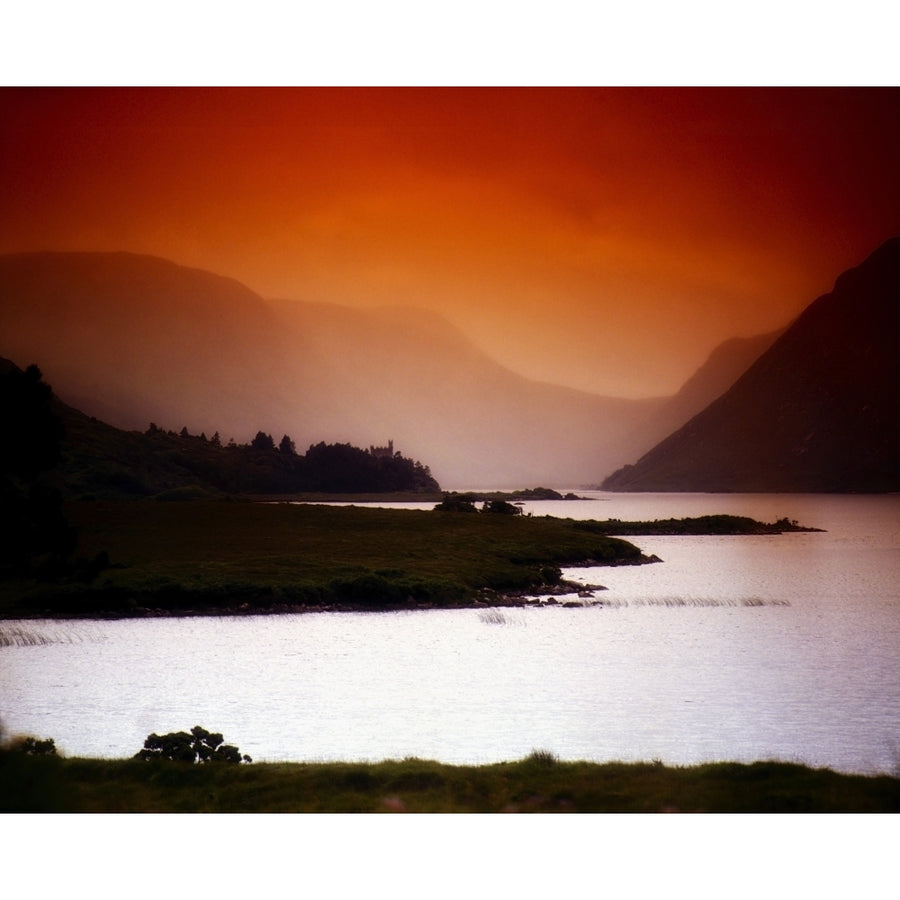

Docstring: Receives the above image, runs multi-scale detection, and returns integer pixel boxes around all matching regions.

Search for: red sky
[2,87,898,397]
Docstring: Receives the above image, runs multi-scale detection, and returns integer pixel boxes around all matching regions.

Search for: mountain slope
[1,252,676,487]
[602,238,900,492]
[617,329,781,461]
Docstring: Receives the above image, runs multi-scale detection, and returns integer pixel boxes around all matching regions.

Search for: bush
[433,496,478,512]
[135,725,251,763]
[523,748,559,767]
[482,500,522,515]
[6,735,58,756]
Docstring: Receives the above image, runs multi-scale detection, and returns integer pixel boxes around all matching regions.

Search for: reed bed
[477,609,527,625]
[0,625,99,647]
[591,596,792,608]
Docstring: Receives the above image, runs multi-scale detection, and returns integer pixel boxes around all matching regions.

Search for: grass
[2,750,897,812]
[0,500,650,617]
[573,514,823,535]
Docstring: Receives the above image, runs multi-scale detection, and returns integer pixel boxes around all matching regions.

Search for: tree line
[143,424,440,495]
[1,362,440,578]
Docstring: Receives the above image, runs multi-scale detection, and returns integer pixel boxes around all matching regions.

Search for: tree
[0,363,64,478]
[0,363,76,575]
[483,499,522,515]
[6,735,58,756]
[251,431,276,451]
[434,494,479,512]
[279,434,296,455]
[135,725,251,763]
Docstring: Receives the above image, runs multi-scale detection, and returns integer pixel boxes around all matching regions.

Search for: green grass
[2,750,897,812]
[0,500,648,617]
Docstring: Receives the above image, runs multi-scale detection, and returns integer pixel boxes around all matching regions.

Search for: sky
[2,86,898,397]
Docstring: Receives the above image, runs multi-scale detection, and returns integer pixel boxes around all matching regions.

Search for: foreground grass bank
[3,751,897,812]
[2,500,654,618]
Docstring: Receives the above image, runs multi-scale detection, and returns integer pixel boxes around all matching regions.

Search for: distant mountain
[0,251,786,487]
[603,238,900,492]
[0,252,667,487]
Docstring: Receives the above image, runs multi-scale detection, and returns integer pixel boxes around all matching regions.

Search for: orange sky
[2,87,898,397]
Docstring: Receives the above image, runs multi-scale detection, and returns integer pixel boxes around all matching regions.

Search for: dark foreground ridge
[602,237,900,492]
[2,747,897,812]
[0,501,820,620]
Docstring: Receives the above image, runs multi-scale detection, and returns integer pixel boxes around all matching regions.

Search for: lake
[2,492,898,774]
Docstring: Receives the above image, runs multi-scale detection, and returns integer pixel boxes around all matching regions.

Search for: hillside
[613,329,780,465]
[0,252,789,488]
[0,252,669,487]
[1,357,440,500]
[603,238,900,492]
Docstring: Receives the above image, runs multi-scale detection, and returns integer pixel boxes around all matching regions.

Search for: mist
[0,251,776,487]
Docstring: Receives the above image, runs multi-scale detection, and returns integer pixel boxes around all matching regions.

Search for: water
[2,493,898,774]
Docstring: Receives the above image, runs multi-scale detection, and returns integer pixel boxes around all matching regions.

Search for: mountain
[0,251,789,488]
[1,252,678,487]
[651,331,782,433]
[613,329,781,465]
[602,238,900,492]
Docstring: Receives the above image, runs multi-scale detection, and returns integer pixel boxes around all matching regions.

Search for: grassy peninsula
[1,500,653,618]
[3,748,897,812]
[1,500,826,620]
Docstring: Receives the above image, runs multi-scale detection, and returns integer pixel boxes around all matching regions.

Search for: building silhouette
[368,439,395,459]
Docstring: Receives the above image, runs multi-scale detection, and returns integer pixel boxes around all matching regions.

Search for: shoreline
[0,570,633,622]
[1,502,817,622]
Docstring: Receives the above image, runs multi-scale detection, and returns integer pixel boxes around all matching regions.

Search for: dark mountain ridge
[603,237,900,492]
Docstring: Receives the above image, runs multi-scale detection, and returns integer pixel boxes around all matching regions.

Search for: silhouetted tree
[483,499,522,515]
[0,364,64,478]
[279,434,296,455]
[135,725,251,763]
[6,735,58,756]
[434,495,479,512]
[210,431,221,447]
[0,363,76,575]
[251,431,276,451]
[180,426,190,438]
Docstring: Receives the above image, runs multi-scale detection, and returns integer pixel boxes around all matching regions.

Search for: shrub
[7,735,58,756]
[135,725,251,763]
[523,748,559,767]
[433,496,478,512]
[482,500,521,515]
